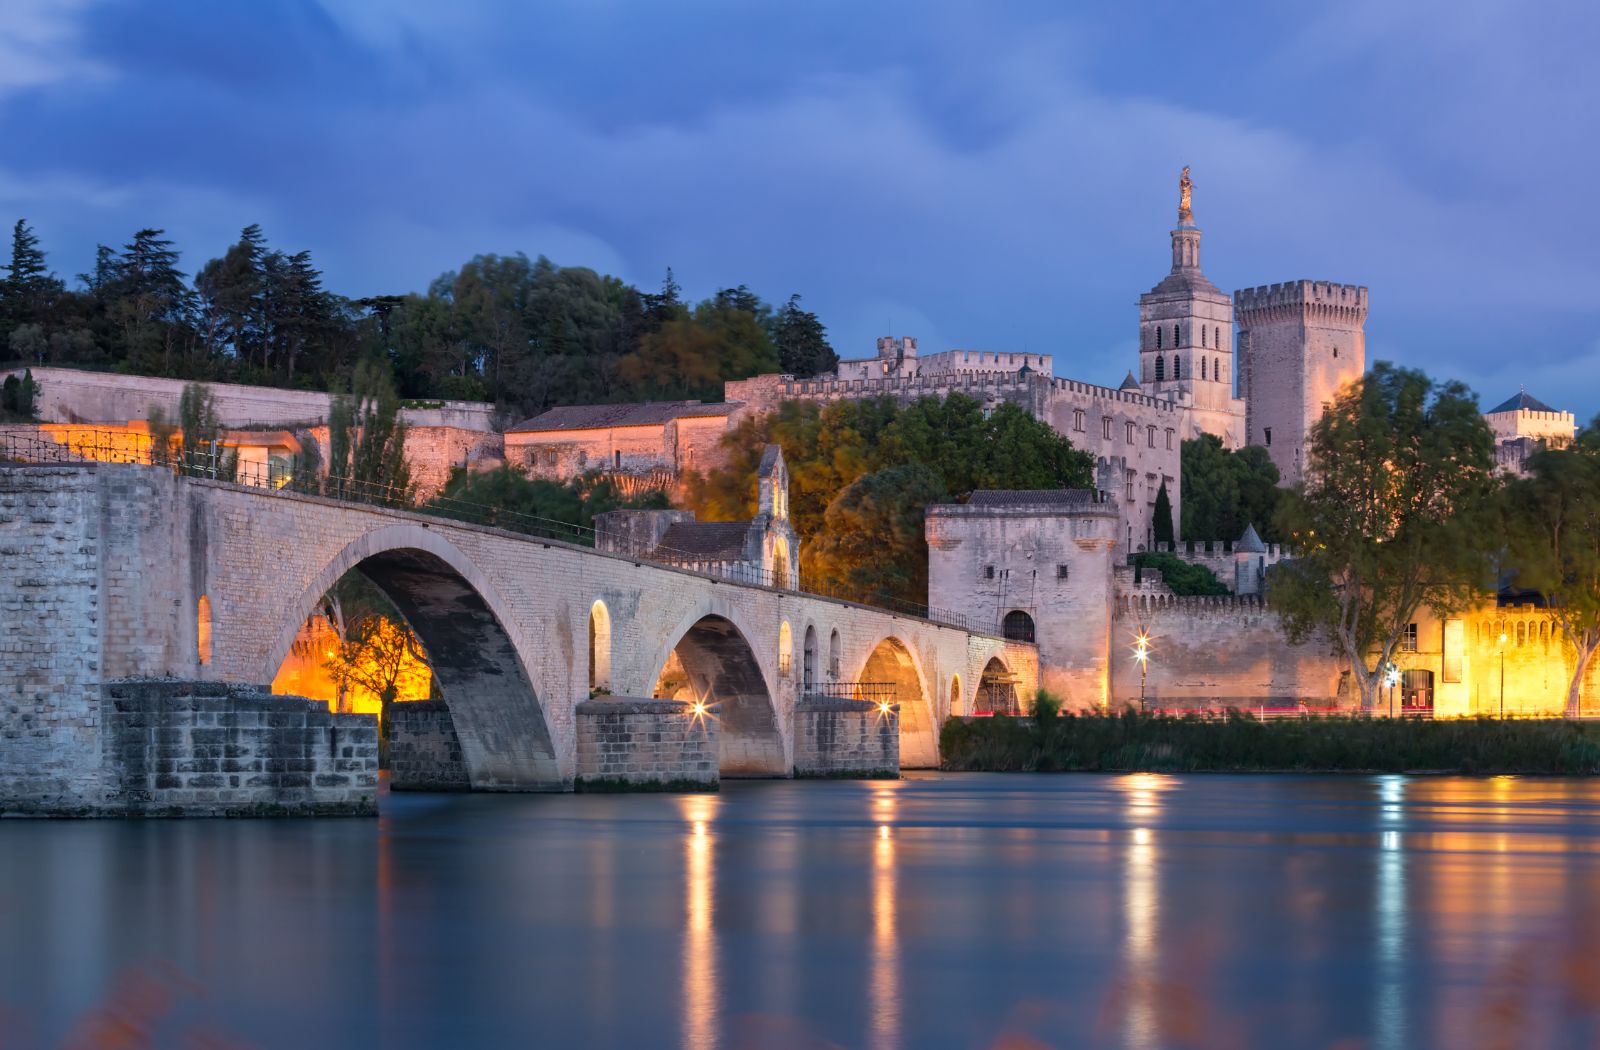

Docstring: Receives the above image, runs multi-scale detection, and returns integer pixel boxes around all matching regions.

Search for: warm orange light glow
[272,613,431,715]
[877,700,893,716]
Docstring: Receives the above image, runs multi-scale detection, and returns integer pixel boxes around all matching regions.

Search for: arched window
[1202,325,1208,348]
[1156,326,1163,350]
[949,674,963,716]
[1173,356,1182,380]
[779,621,793,676]
[1002,610,1035,643]
[1201,357,1208,380]
[1154,355,1165,381]
[803,625,818,691]
[588,600,612,691]
[1214,357,1221,383]
[829,628,842,680]
[197,594,213,666]
[1173,324,1181,347]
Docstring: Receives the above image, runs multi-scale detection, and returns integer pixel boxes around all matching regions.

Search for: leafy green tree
[809,464,949,606]
[0,367,39,421]
[1271,363,1497,711]
[1133,551,1228,596]
[772,293,837,378]
[327,360,410,503]
[1181,434,1281,541]
[427,465,669,539]
[1502,425,1600,716]
[1153,481,1175,546]
[685,393,1094,599]
[112,229,196,374]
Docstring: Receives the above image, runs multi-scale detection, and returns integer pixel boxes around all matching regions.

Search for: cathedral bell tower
[1137,167,1243,447]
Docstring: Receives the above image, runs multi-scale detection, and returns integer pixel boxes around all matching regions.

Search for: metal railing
[1,428,998,634]
[805,681,898,705]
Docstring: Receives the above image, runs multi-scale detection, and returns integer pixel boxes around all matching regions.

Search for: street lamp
[1133,631,1151,712]
[1498,632,1508,718]
[1383,661,1400,719]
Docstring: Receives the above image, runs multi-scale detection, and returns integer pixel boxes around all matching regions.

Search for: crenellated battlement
[1234,280,1368,324]
[1115,593,1270,616]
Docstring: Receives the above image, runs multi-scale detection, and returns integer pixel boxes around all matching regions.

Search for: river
[3,773,1599,1048]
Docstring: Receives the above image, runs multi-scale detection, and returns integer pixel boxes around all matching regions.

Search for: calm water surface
[4,774,1600,1049]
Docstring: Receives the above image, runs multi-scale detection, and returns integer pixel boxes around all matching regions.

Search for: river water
[3,774,1600,1049]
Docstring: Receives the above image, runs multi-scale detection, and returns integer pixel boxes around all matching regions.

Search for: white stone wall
[4,366,495,431]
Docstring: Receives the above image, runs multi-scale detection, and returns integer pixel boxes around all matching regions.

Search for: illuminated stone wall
[793,699,898,777]
[575,698,718,788]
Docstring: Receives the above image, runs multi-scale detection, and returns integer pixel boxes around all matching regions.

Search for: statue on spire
[1178,165,1193,224]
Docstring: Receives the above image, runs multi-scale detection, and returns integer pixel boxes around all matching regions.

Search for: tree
[112,229,195,373]
[1503,426,1600,716]
[0,367,39,421]
[427,465,669,539]
[1153,481,1175,546]
[1270,363,1497,711]
[326,359,410,503]
[1,219,60,337]
[772,293,838,378]
[1132,551,1228,596]
[684,393,1094,599]
[809,463,949,606]
[1181,434,1281,541]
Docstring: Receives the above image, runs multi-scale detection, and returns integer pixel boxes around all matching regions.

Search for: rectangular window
[1125,469,1135,501]
[1126,422,1136,444]
[1165,429,1174,451]
[614,450,622,468]
[984,565,995,580]
[1146,473,1157,504]
[1147,425,1156,448]
[1400,623,1418,653]
[1102,416,1112,440]
[1056,564,1070,580]
[1442,619,1464,682]
[1264,427,1272,446]
[1074,409,1085,432]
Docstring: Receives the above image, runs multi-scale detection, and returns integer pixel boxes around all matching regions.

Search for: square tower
[1234,281,1368,484]
[1137,168,1246,448]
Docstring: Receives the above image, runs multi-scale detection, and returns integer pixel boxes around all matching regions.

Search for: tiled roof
[1118,371,1141,391]
[1236,523,1267,553]
[966,489,1098,507]
[508,400,738,433]
[1487,391,1559,415]
[656,521,751,560]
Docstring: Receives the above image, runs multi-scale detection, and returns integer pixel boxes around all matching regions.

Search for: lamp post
[1384,662,1399,719]
[1134,631,1151,712]
[1498,632,1508,719]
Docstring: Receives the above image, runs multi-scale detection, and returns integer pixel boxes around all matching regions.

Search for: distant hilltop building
[1483,389,1576,475]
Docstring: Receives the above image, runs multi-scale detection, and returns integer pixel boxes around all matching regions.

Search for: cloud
[0,0,109,96]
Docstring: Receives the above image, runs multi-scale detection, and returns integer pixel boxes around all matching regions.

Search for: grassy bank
[939,711,1600,775]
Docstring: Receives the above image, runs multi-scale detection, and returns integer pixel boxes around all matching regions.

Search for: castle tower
[1137,167,1246,448]
[1234,280,1368,484]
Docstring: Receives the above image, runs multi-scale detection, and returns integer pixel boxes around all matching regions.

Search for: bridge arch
[265,524,560,790]
[857,636,938,768]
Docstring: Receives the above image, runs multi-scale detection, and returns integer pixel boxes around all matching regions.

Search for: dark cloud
[0,0,1594,418]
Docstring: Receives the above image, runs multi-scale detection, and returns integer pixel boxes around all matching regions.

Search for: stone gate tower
[1138,167,1246,448]
[1234,280,1368,484]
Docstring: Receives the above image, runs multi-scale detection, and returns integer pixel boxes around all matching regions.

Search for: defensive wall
[0,461,1035,814]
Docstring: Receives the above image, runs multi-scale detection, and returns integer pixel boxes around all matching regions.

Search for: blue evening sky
[2,0,1596,418]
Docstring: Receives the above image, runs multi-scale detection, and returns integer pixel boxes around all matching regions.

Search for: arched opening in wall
[1401,669,1435,716]
[772,537,791,589]
[196,594,213,666]
[829,628,842,680]
[589,600,612,693]
[651,614,786,777]
[269,548,558,791]
[976,657,1020,715]
[779,621,793,678]
[949,674,963,716]
[1002,610,1035,644]
[860,637,937,768]
[802,625,818,693]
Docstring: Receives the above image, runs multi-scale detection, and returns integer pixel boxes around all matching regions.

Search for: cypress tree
[1153,480,1176,547]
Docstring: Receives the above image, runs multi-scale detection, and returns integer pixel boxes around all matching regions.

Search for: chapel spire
[1170,166,1202,271]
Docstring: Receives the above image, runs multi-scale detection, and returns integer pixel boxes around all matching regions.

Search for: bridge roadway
[4,462,1036,796]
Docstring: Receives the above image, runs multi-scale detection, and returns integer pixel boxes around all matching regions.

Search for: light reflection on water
[5,775,1600,1047]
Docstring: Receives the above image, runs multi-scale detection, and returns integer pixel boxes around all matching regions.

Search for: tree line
[0,218,839,421]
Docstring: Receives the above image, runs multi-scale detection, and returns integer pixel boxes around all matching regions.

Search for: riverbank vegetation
[939,708,1600,775]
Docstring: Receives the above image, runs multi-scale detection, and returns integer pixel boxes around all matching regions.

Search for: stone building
[926,489,1121,706]
[1483,390,1576,475]
[595,445,800,589]
[1235,280,1368,484]
[503,400,738,491]
[1137,166,1248,448]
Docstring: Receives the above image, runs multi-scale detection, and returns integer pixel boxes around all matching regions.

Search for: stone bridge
[2,463,1036,812]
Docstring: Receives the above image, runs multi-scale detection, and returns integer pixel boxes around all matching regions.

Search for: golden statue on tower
[1178,165,1193,224]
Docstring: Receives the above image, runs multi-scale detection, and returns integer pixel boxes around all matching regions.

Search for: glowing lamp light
[691,700,708,718]
[877,700,894,716]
